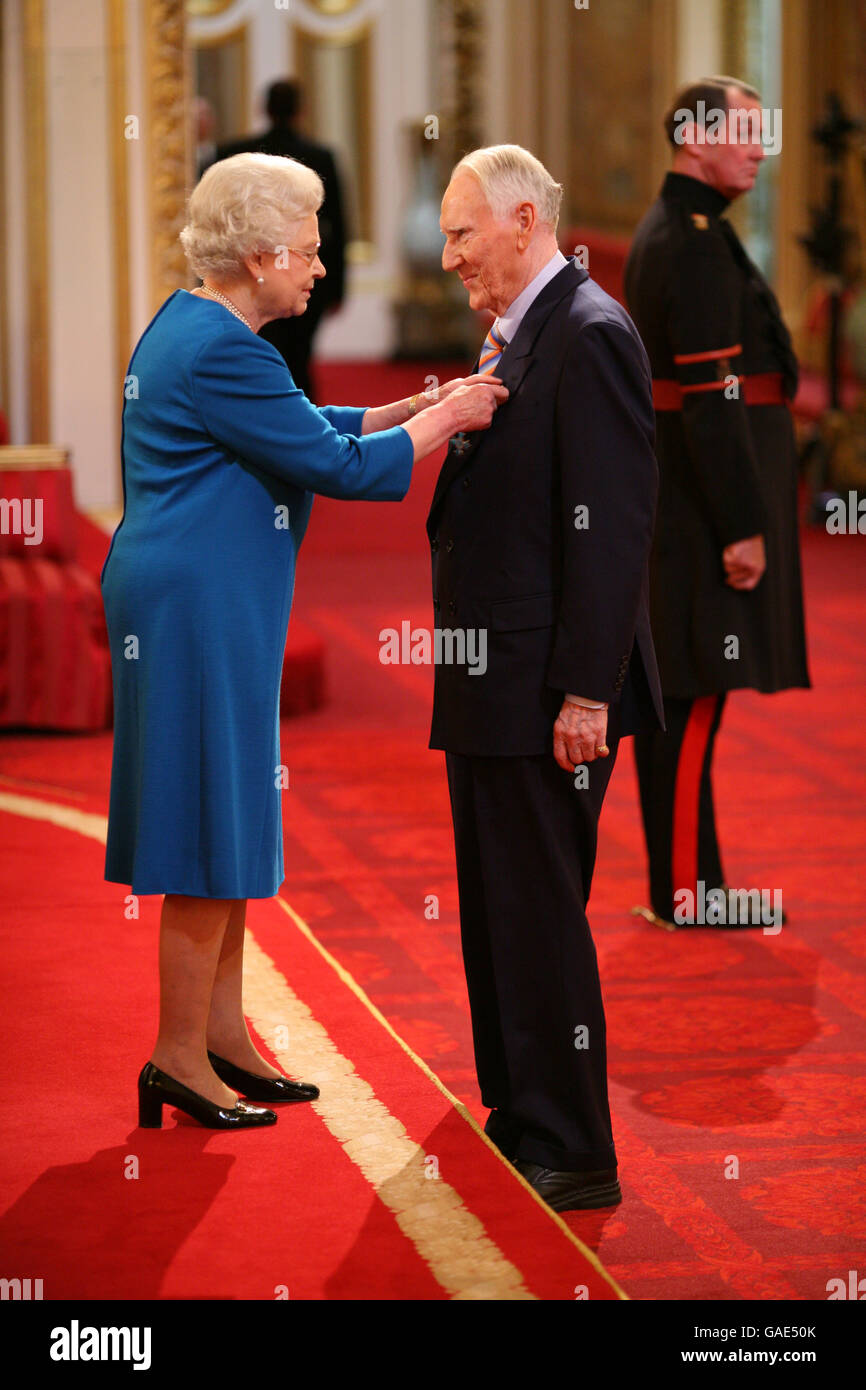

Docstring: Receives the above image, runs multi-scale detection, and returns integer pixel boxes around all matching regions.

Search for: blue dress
[102,290,413,897]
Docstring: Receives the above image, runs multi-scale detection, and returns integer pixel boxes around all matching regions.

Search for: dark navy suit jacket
[427,257,664,757]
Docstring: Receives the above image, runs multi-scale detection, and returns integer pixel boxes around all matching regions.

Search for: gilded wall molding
[145,0,193,312]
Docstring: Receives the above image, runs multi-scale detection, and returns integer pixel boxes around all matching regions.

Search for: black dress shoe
[207,1050,319,1103]
[138,1061,277,1130]
[514,1160,622,1211]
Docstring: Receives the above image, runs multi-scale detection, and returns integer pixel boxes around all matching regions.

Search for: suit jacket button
[445,540,454,553]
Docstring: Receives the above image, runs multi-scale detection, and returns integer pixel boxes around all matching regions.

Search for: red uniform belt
[652,372,785,410]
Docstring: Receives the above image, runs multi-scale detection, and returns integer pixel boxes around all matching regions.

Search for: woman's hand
[361,374,505,436]
[432,373,504,404]
[398,380,508,463]
[446,381,509,433]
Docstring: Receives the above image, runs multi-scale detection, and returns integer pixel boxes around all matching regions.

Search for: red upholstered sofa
[0,446,323,730]
[0,446,112,730]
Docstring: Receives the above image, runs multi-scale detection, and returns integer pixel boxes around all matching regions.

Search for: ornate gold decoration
[145,0,194,312]
[434,0,484,168]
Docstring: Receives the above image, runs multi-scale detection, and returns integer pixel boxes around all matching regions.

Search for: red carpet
[2,360,865,1300]
[0,805,619,1300]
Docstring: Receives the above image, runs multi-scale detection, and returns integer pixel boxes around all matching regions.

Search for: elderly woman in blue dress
[101,152,506,1130]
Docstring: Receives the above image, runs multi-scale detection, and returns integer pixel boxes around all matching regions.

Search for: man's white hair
[180,151,323,279]
[452,144,563,229]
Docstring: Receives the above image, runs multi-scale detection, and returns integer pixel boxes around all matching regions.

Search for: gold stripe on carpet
[277,894,628,1298]
[242,932,534,1300]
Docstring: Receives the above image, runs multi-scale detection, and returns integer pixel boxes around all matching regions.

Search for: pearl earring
[257,276,264,284]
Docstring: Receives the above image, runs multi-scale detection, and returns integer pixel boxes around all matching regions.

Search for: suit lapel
[428,259,588,530]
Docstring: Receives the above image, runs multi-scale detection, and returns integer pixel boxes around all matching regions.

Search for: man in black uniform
[212,79,347,401]
[624,77,809,930]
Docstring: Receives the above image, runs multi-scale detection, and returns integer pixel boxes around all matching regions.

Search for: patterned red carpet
[2,359,865,1300]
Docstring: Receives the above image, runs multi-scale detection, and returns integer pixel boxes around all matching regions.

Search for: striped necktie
[479,322,507,375]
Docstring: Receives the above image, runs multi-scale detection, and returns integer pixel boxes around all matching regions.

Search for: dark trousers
[633,693,727,921]
[444,731,620,1173]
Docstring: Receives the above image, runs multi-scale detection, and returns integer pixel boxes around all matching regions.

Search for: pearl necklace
[197,284,254,332]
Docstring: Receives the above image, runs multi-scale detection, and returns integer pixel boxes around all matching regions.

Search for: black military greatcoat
[624,172,810,698]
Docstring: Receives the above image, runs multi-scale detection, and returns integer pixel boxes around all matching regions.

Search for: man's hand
[722,534,766,590]
[553,700,610,772]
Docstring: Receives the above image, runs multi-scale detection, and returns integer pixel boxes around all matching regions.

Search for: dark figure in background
[214,80,347,401]
[624,77,810,930]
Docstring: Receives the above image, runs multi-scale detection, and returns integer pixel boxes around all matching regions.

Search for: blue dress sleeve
[191,324,413,501]
[318,405,367,437]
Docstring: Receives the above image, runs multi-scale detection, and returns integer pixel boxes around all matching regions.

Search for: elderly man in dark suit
[431,144,664,1211]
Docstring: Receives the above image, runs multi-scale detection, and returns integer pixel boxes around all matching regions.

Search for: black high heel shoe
[138,1061,278,1129]
[207,1050,320,1104]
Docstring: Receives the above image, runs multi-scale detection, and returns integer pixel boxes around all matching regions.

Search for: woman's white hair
[180,151,324,280]
[452,144,563,229]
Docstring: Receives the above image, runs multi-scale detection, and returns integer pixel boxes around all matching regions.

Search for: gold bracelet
[407,393,420,418]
